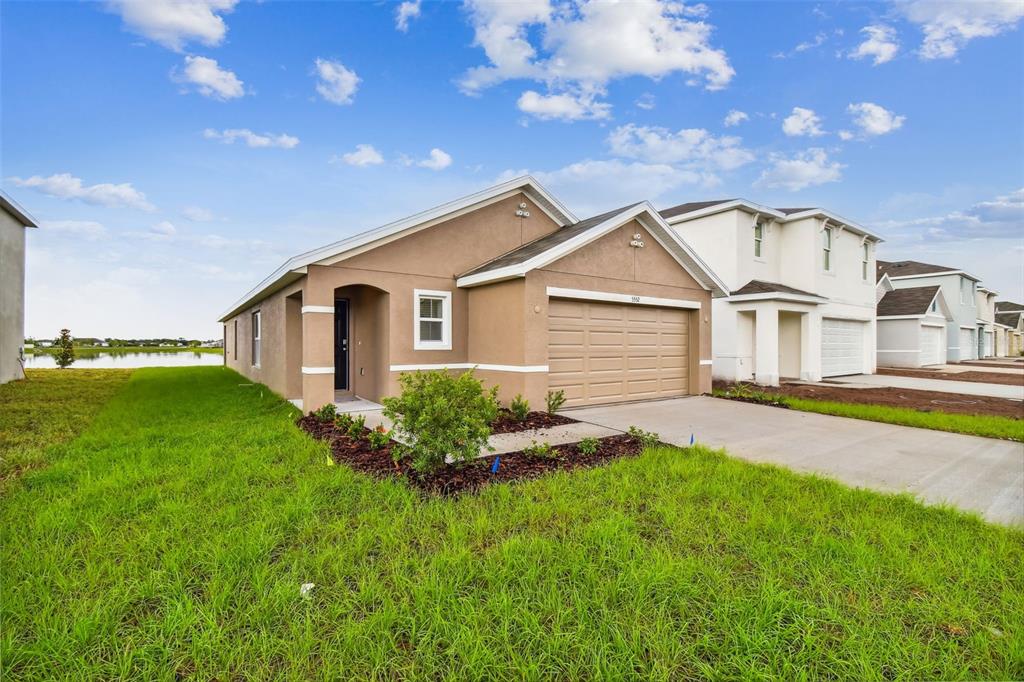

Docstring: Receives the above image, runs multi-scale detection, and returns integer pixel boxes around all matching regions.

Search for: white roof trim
[0,190,39,228]
[886,270,982,283]
[219,176,577,321]
[455,202,728,297]
[728,292,827,305]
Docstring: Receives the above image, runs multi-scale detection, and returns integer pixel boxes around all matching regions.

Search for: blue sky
[3,0,1022,338]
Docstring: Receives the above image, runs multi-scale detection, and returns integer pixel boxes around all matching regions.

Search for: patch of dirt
[713,380,1024,419]
[955,360,1024,370]
[489,409,577,434]
[877,368,1024,386]
[296,415,643,495]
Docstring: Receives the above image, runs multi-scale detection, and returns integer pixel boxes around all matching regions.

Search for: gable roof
[658,198,882,241]
[876,259,980,281]
[456,202,729,296]
[731,280,821,298]
[0,190,39,228]
[877,285,943,317]
[996,300,1024,312]
[995,311,1023,327]
[219,176,579,321]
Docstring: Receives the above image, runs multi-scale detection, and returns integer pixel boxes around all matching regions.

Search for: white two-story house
[976,286,998,357]
[659,199,882,385]
[876,260,980,362]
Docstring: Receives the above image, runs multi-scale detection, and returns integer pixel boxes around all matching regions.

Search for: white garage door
[821,318,866,377]
[920,325,943,366]
[547,298,689,407]
[984,331,993,357]
[959,328,974,360]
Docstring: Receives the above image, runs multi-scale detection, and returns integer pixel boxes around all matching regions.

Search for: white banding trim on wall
[545,286,700,310]
[389,363,549,373]
[877,349,921,353]
[700,360,713,365]
[301,366,335,374]
[301,305,334,314]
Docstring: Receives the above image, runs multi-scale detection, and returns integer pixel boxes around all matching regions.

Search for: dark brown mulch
[957,360,1024,370]
[713,380,1024,419]
[489,409,577,434]
[296,416,644,495]
[877,367,1024,387]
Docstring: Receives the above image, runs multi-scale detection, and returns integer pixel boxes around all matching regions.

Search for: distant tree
[54,329,75,369]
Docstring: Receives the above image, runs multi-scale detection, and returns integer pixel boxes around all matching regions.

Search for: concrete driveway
[830,373,1024,401]
[565,396,1024,526]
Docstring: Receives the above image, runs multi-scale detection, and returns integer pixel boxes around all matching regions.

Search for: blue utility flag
[689,433,695,445]
[491,456,500,474]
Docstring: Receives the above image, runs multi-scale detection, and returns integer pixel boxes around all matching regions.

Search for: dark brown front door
[334,300,349,390]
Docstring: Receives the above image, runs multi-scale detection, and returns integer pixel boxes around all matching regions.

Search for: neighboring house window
[822,226,833,271]
[753,221,764,258]
[251,311,261,367]
[414,289,452,350]
[861,243,869,280]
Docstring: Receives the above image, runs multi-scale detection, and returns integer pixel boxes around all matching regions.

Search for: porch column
[800,311,822,382]
[754,306,779,386]
[301,266,335,412]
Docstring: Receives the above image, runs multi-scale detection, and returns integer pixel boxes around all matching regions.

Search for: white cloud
[849,24,899,65]
[460,0,734,118]
[414,148,453,171]
[635,93,656,110]
[517,90,611,121]
[795,32,827,52]
[182,205,215,221]
[334,144,385,167]
[756,148,844,191]
[838,130,854,141]
[107,0,237,52]
[877,187,1024,240]
[782,107,826,137]
[10,172,155,211]
[41,220,109,240]
[150,221,177,237]
[607,124,755,175]
[202,128,299,148]
[900,0,1024,59]
[175,55,244,100]
[314,58,360,105]
[847,102,905,137]
[395,0,421,32]
[723,109,749,127]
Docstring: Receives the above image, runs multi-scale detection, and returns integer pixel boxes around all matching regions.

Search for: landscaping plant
[522,441,555,458]
[347,413,367,439]
[627,426,661,448]
[382,369,499,472]
[545,389,566,414]
[366,426,390,450]
[509,394,530,421]
[334,413,353,431]
[313,403,337,422]
[54,329,75,369]
[576,437,599,456]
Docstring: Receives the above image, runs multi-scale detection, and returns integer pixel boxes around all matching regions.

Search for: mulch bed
[877,368,1024,387]
[713,380,1023,419]
[955,360,1024,371]
[489,409,577,434]
[296,415,644,495]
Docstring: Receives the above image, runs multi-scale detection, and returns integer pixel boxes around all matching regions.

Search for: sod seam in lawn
[2,367,1022,680]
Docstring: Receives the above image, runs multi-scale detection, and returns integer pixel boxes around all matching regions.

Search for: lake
[25,351,224,369]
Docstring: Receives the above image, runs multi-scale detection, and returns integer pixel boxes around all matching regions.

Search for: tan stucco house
[220,177,727,411]
[0,190,39,385]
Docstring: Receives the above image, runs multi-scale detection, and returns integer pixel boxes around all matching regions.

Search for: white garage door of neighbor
[984,331,993,357]
[959,328,974,360]
[821,318,866,377]
[547,298,689,407]
[920,325,943,366]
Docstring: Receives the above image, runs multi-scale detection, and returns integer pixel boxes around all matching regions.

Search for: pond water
[24,351,224,369]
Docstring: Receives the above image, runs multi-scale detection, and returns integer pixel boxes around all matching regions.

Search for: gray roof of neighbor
[459,203,641,277]
[658,199,732,219]
[775,207,814,215]
[731,280,821,298]
[876,259,970,279]
[995,300,1024,312]
[996,311,1023,327]
[877,285,941,317]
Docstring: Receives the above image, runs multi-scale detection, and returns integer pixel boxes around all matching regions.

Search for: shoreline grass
[2,367,1021,679]
[27,345,223,356]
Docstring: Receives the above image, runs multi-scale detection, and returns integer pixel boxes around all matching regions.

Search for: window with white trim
[960,278,969,304]
[251,311,261,367]
[414,290,452,350]
[822,226,833,271]
[861,242,869,280]
[753,221,764,258]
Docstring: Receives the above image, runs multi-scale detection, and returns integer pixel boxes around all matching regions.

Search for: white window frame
[413,289,452,351]
[753,221,764,259]
[251,310,261,367]
[861,243,869,281]
[822,226,833,272]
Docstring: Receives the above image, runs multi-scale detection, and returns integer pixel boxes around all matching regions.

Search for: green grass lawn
[2,368,1022,680]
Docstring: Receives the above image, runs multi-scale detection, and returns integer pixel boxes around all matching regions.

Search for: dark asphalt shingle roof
[658,199,733,219]
[996,311,1023,328]
[995,300,1024,312]
[774,207,814,215]
[731,280,821,298]
[459,203,641,278]
[876,259,961,278]
[877,285,941,317]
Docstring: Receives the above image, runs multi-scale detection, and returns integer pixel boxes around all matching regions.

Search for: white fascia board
[780,209,883,242]
[546,286,701,309]
[877,314,925,320]
[0,190,40,228]
[887,270,982,283]
[728,292,827,305]
[876,273,894,293]
[662,199,784,224]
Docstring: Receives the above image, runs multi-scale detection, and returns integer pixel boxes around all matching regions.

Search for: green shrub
[334,413,353,431]
[627,426,660,448]
[313,403,337,421]
[577,437,600,456]
[522,441,555,458]
[367,426,390,450]
[347,413,366,438]
[382,369,500,473]
[510,394,530,421]
[545,389,566,414]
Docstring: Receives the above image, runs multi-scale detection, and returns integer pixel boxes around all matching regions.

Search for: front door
[334,300,349,390]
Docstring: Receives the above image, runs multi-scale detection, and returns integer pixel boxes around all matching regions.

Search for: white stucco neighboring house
[877,260,981,362]
[995,301,1024,356]
[0,190,39,384]
[659,199,882,385]
[875,277,952,368]
[975,286,998,358]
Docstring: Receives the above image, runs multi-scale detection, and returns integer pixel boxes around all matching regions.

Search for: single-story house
[0,190,39,385]
[220,177,727,412]
[875,278,952,368]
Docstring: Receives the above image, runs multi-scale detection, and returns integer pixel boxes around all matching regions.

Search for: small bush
[367,426,390,450]
[545,389,566,414]
[522,441,555,458]
[577,437,600,456]
[510,394,530,421]
[382,369,500,473]
[54,329,76,369]
[334,413,353,431]
[313,403,337,422]
[347,414,367,438]
[627,426,660,448]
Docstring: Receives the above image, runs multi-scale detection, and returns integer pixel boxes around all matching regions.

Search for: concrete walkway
[565,396,1024,526]
[829,373,1024,401]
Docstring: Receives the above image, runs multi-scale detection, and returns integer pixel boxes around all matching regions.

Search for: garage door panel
[589,331,626,347]
[822,318,866,377]
[920,325,942,366]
